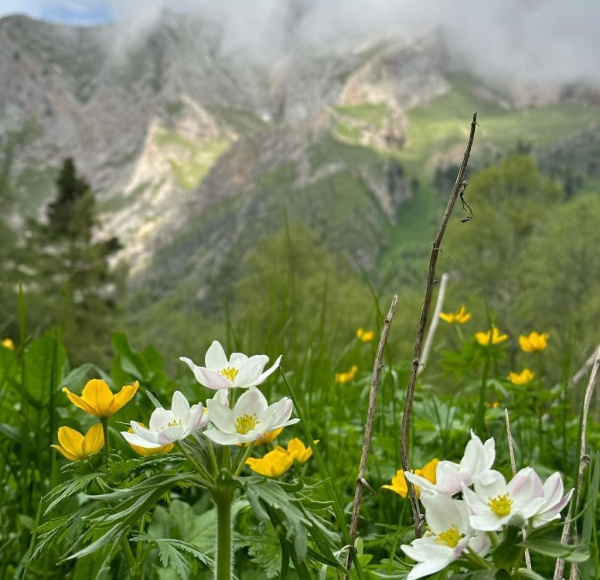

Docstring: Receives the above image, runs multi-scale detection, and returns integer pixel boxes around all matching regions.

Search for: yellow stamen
[235,414,258,434]
[488,493,513,516]
[220,367,239,382]
[435,525,461,548]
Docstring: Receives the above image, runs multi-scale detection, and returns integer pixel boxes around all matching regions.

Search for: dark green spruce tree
[28,158,124,365]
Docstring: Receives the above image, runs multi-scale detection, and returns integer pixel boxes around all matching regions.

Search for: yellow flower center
[488,493,513,516]
[435,525,461,548]
[220,367,239,382]
[235,414,258,434]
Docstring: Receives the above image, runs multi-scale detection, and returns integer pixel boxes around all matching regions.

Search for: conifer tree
[28,158,124,365]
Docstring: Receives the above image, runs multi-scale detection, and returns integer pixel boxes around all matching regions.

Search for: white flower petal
[171,391,191,423]
[149,408,172,432]
[229,352,249,367]
[121,430,163,448]
[423,495,469,535]
[206,399,236,433]
[248,354,282,387]
[205,341,229,369]
[204,428,247,446]
[234,387,267,418]
[234,355,269,387]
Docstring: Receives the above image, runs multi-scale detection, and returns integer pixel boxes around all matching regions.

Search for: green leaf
[519,539,589,562]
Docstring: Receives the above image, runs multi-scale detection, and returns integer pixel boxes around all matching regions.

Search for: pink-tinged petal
[189,404,208,431]
[248,355,282,387]
[435,461,465,494]
[468,532,491,556]
[257,397,293,431]
[533,488,573,527]
[171,391,191,424]
[234,355,270,387]
[206,399,236,433]
[180,357,232,389]
[542,473,564,506]
[149,408,173,432]
[205,341,229,369]
[121,431,163,449]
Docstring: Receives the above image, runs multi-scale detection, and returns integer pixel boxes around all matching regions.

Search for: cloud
[2,0,599,86]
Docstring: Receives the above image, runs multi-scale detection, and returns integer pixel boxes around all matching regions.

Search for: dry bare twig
[400,112,478,536]
[344,295,398,576]
[418,272,449,375]
[554,347,600,580]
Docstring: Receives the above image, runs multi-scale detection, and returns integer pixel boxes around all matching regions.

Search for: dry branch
[399,112,478,536]
[344,295,398,575]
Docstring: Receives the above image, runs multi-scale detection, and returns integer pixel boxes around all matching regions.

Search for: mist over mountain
[1,7,599,327]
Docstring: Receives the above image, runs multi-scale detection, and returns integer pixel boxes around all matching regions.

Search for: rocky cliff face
[0,13,452,280]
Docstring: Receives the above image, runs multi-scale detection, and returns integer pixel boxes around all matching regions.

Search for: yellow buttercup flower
[335,365,358,383]
[475,326,509,347]
[439,306,471,324]
[51,424,104,461]
[246,448,294,478]
[1,338,15,350]
[508,368,535,386]
[519,332,549,353]
[275,438,318,464]
[356,328,375,342]
[127,423,175,456]
[63,379,139,418]
[383,458,439,498]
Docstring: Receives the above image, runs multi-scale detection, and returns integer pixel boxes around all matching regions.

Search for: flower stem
[465,546,493,570]
[212,489,234,580]
[487,530,500,548]
[177,442,215,485]
[206,439,220,476]
[474,348,491,435]
[101,418,110,468]
[233,442,255,477]
[120,534,142,579]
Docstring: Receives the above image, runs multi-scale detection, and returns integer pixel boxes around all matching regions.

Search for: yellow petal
[51,444,80,462]
[420,458,439,484]
[57,426,85,456]
[109,382,139,415]
[62,387,100,417]
[81,379,116,417]
[82,423,105,456]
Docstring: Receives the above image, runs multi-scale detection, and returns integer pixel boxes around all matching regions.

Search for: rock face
[1,12,453,283]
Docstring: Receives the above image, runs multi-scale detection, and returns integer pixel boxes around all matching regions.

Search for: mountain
[1,12,599,327]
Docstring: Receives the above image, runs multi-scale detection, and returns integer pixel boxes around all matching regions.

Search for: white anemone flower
[180,341,282,390]
[531,472,573,528]
[204,386,298,445]
[401,494,489,580]
[405,431,495,498]
[463,467,546,531]
[121,391,208,448]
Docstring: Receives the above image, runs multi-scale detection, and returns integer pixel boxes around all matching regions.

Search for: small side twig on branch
[400,112,478,537]
[344,295,398,576]
[418,272,449,375]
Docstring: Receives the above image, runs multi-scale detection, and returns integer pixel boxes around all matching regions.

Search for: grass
[154,130,231,191]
